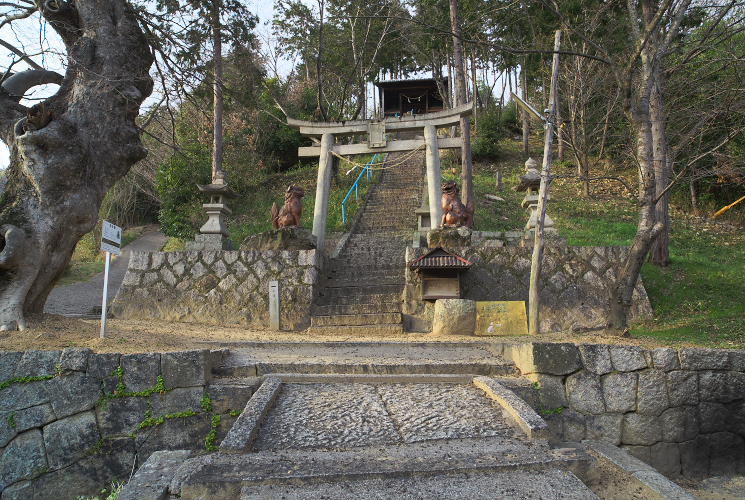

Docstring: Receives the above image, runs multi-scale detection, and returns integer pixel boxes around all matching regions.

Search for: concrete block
[622,413,662,446]
[43,411,100,470]
[636,369,669,416]
[59,348,92,372]
[679,348,730,370]
[526,373,567,409]
[119,450,195,500]
[667,371,698,406]
[15,350,61,378]
[585,414,623,445]
[161,350,210,388]
[679,437,710,478]
[651,348,680,372]
[432,299,475,335]
[609,345,648,372]
[44,372,101,419]
[0,430,47,491]
[566,371,605,415]
[513,343,581,376]
[601,372,637,413]
[578,344,613,375]
[122,353,161,392]
[660,406,698,443]
[151,387,204,416]
[650,441,681,477]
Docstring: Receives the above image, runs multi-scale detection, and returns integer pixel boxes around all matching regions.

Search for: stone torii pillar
[312,133,334,251]
[424,124,443,229]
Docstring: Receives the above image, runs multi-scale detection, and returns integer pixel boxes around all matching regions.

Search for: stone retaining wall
[502,342,745,479]
[0,349,253,500]
[403,245,653,333]
[113,249,324,330]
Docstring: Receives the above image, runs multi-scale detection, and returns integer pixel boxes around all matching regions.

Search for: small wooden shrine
[375,78,448,118]
[409,247,472,300]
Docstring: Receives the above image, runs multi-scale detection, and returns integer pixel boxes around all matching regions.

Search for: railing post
[312,133,334,251]
[424,125,443,228]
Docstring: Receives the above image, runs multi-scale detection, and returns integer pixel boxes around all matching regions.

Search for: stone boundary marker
[220,377,282,453]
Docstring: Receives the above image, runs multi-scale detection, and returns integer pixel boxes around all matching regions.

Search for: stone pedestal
[188,181,237,251]
[199,203,231,235]
[515,157,555,239]
[186,234,233,251]
[240,227,317,251]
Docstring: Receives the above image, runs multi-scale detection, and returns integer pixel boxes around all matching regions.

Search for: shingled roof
[408,247,473,270]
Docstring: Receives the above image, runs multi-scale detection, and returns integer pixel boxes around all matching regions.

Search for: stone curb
[118,449,195,500]
[270,373,474,384]
[473,376,549,440]
[585,441,697,500]
[220,377,282,453]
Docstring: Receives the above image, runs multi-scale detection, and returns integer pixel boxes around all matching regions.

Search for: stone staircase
[310,151,424,333]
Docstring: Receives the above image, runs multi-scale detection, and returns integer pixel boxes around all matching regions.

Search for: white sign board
[101,221,122,255]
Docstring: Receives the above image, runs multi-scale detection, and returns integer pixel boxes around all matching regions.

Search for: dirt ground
[677,476,745,500]
[0,314,711,354]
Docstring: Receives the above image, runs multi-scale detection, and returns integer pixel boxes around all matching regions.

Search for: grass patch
[470,137,744,347]
[227,155,379,247]
[58,226,148,286]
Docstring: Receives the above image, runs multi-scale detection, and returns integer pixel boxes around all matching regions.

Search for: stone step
[239,469,598,500]
[169,439,592,500]
[306,324,406,335]
[313,302,401,316]
[310,312,402,327]
[321,275,404,288]
[211,343,518,377]
[324,270,405,283]
[314,292,401,306]
[317,284,403,297]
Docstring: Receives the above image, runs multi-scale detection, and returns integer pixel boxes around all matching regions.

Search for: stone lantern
[515,157,554,237]
[186,174,237,251]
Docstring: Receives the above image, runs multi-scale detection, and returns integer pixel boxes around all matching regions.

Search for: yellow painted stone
[475,301,528,336]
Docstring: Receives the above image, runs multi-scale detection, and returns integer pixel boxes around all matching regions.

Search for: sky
[0,1,506,170]
[0,1,283,169]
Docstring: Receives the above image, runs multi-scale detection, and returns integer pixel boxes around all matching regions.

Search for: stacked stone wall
[503,342,745,479]
[0,349,253,500]
[403,245,652,333]
[113,249,324,330]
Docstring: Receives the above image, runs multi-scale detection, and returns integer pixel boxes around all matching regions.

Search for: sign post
[100,221,122,338]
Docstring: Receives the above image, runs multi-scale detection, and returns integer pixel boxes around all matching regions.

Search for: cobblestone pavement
[45,230,167,316]
[253,383,520,451]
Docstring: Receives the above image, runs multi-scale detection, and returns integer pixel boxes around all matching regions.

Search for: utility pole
[528,30,561,335]
[449,0,474,212]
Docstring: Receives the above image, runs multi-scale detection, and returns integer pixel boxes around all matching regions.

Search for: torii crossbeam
[286,103,473,250]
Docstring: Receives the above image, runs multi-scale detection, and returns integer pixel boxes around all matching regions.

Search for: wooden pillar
[312,133,334,251]
[424,125,443,229]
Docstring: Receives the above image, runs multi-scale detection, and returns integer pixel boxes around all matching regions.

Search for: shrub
[156,146,211,239]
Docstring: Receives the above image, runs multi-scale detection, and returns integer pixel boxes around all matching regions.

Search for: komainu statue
[271,185,305,229]
[441,181,474,228]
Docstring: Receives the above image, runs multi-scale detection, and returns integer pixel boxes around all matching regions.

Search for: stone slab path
[240,468,600,500]
[45,229,167,317]
[214,342,517,377]
[253,382,520,451]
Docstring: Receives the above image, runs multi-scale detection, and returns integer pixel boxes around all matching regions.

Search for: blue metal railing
[341,153,382,224]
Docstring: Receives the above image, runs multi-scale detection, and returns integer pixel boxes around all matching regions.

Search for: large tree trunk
[609,46,663,331]
[521,64,529,156]
[649,69,671,266]
[0,0,153,330]
[212,0,225,182]
[449,0,474,212]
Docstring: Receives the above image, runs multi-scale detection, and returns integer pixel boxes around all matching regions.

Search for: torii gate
[287,103,473,251]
